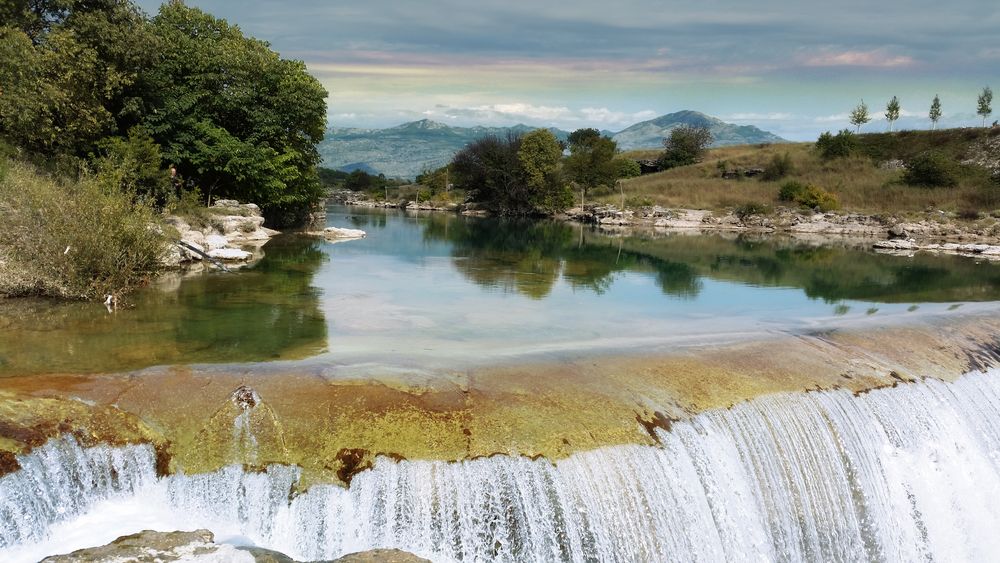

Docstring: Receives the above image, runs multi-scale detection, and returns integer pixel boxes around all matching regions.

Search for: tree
[564,128,618,205]
[657,125,712,170]
[885,96,900,132]
[452,133,530,215]
[849,100,871,133]
[142,2,328,225]
[978,86,993,127]
[929,95,942,130]
[815,130,858,159]
[517,129,570,213]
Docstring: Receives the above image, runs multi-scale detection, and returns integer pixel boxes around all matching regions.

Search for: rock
[40,529,255,562]
[879,159,906,170]
[323,227,367,239]
[212,199,241,208]
[208,248,253,261]
[888,224,908,239]
[333,549,432,563]
[874,240,918,250]
[204,234,229,250]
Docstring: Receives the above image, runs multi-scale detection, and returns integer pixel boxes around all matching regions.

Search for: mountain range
[317,110,784,179]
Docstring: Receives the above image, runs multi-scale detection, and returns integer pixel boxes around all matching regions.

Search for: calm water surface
[3,204,1000,375]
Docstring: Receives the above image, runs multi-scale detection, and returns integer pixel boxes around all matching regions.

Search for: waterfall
[4,368,1000,562]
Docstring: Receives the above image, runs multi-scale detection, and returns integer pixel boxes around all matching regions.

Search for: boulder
[323,227,367,239]
[204,234,229,250]
[887,224,908,239]
[208,248,253,261]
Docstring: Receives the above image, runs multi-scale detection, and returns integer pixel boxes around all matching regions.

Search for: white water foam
[4,367,1000,562]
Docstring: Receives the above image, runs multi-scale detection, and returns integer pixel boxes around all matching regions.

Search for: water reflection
[415,211,1000,304]
[0,236,327,376]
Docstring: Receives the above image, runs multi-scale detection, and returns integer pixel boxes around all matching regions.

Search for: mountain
[318,119,569,179]
[318,112,784,179]
[611,110,784,151]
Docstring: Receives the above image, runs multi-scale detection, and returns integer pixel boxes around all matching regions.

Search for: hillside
[319,111,784,179]
[318,120,569,179]
[611,128,1000,215]
[612,110,784,151]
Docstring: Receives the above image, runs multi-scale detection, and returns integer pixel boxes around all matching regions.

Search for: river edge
[2,312,998,490]
[334,191,1000,251]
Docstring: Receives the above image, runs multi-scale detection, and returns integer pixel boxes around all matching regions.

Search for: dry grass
[0,159,167,299]
[610,135,999,216]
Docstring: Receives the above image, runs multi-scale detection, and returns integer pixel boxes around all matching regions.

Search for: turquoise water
[2,204,999,375]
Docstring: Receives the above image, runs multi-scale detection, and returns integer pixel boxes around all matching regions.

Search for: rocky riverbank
[162,199,281,269]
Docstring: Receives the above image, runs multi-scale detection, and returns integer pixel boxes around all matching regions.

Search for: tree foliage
[815,129,858,159]
[978,86,993,127]
[850,100,871,133]
[929,95,942,130]
[564,128,619,200]
[452,131,570,216]
[885,96,900,132]
[904,151,959,187]
[657,125,712,170]
[0,0,329,226]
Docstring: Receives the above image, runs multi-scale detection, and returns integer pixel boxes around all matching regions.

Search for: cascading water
[4,367,1000,562]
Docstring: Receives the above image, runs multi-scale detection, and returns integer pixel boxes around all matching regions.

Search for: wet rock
[333,550,431,563]
[231,385,259,410]
[207,248,253,261]
[322,227,367,239]
[39,529,255,562]
[888,224,908,239]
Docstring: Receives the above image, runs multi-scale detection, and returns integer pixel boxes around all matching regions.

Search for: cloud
[724,112,795,121]
[800,49,915,68]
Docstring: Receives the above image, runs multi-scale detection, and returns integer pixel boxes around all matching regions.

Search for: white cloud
[724,112,795,121]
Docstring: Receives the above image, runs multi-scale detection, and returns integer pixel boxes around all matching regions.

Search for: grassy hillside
[612,128,1000,216]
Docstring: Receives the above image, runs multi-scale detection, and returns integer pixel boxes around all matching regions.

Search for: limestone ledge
[1,315,999,489]
[40,529,429,563]
[162,199,280,268]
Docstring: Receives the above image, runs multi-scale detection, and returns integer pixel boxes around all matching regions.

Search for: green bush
[0,159,167,299]
[815,129,858,159]
[761,152,794,181]
[734,202,771,221]
[778,180,840,211]
[613,157,642,179]
[903,150,959,187]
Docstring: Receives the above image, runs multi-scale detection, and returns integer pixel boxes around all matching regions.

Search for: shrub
[613,157,642,179]
[734,202,771,221]
[0,159,167,299]
[903,150,959,187]
[815,129,858,159]
[658,125,713,170]
[761,152,794,181]
[778,180,839,211]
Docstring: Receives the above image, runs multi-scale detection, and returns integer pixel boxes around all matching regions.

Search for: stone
[323,227,367,239]
[887,224,908,239]
[39,529,255,563]
[204,234,229,251]
[207,248,252,261]
[212,199,241,208]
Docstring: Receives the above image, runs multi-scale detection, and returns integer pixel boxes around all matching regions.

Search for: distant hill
[318,119,569,179]
[318,112,784,179]
[611,110,784,151]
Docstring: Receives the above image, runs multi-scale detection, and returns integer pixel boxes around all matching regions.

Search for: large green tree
[0,0,156,156]
[657,125,712,170]
[517,129,570,213]
[142,1,328,224]
[564,128,618,204]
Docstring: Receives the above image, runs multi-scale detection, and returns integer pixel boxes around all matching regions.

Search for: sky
[135,0,999,140]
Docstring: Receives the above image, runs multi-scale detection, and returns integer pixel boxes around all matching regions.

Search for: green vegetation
[978,87,993,127]
[734,202,771,221]
[778,181,840,211]
[761,152,794,181]
[0,159,166,299]
[564,128,619,204]
[929,95,943,130]
[903,151,959,187]
[0,0,327,298]
[850,100,872,133]
[815,130,859,159]
[0,0,327,224]
[607,127,999,215]
[885,96,901,132]
[657,125,713,170]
